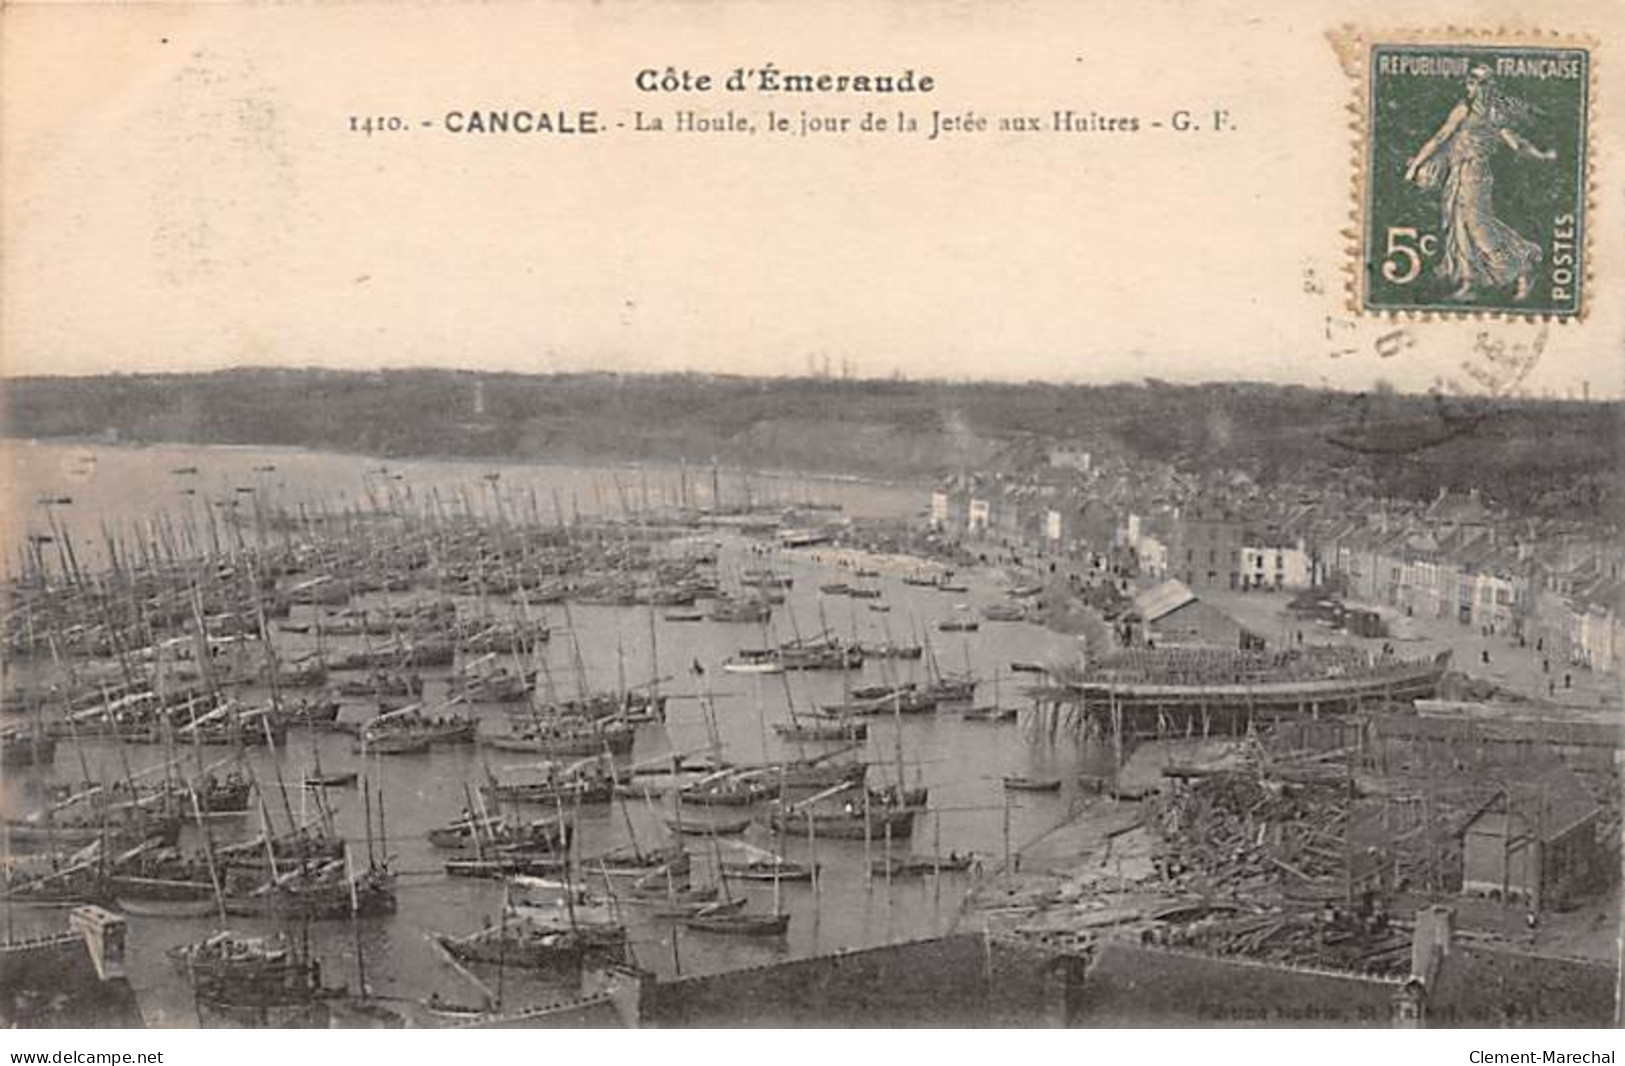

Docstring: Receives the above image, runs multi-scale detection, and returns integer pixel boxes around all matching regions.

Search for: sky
[2,0,1621,398]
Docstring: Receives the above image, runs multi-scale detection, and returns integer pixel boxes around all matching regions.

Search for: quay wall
[1427,943,1617,1027]
[0,930,144,1028]
[640,933,1081,1027]
[1074,941,1402,1028]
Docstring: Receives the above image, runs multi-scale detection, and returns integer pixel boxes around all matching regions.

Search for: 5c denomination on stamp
[1358,41,1590,318]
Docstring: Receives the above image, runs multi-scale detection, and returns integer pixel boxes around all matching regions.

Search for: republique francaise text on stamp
[1360,41,1589,318]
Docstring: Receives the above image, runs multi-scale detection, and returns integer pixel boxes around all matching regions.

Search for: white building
[1048,446,1092,473]
[968,498,991,536]
[1044,509,1063,544]
[929,490,950,530]
[1138,534,1169,578]
[1240,544,1313,591]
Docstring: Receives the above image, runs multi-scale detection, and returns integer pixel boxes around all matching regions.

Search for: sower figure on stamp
[1404,64,1557,302]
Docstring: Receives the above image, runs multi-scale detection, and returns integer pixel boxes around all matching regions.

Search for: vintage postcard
[0,0,1621,1039]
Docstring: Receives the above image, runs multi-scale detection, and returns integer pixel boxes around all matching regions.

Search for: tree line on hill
[3,368,1619,524]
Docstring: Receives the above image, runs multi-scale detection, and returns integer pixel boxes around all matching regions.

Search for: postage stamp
[1359,41,1590,318]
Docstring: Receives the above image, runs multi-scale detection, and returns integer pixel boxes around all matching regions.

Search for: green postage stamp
[1361,41,1590,317]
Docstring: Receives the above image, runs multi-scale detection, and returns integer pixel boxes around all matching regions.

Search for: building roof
[1133,579,1198,623]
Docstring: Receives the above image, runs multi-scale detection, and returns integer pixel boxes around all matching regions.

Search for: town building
[1126,579,1266,650]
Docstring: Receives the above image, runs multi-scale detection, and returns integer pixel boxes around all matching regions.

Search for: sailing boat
[681,834,789,937]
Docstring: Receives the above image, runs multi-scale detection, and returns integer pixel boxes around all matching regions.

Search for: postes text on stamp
[1362,43,1588,318]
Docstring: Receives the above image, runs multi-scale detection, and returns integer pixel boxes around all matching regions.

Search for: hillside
[3,368,1620,522]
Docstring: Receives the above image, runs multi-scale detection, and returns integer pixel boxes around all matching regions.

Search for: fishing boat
[334,671,423,699]
[299,770,358,790]
[0,731,56,768]
[662,814,751,837]
[681,911,789,937]
[870,853,974,877]
[646,894,746,920]
[480,761,615,806]
[359,705,477,752]
[707,597,772,624]
[426,813,572,853]
[923,676,977,703]
[443,855,567,879]
[354,731,431,755]
[739,569,793,589]
[678,771,780,807]
[485,717,635,757]
[821,687,935,717]
[720,649,782,675]
[768,801,915,841]
[980,603,1026,622]
[115,892,219,918]
[172,931,340,1028]
[718,843,815,882]
[586,844,690,882]
[431,920,621,970]
[773,717,867,742]
[222,862,396,921]
[856,642,922,660]
[662,609,704,623]
[1002,775,1062,792]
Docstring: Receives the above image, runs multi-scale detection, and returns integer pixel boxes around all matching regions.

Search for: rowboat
[1002,775,1061,792]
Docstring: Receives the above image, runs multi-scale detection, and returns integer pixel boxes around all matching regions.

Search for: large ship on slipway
[1032,646,1452,739]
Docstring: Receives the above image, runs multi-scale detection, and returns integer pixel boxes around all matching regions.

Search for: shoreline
[0,435,933,495]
